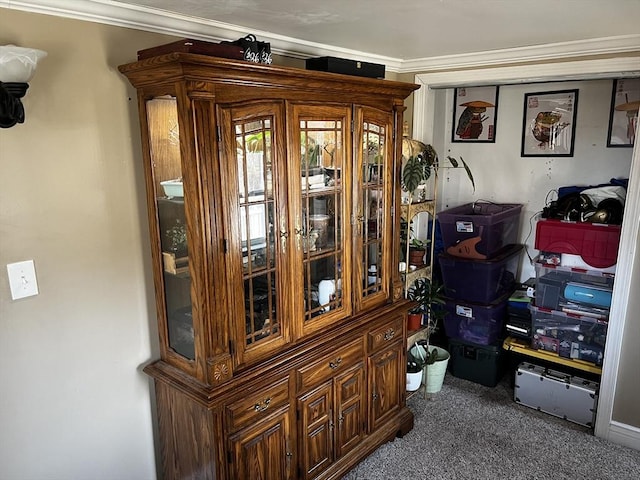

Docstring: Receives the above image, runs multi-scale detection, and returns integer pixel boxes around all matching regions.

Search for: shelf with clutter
[503,180,625,381]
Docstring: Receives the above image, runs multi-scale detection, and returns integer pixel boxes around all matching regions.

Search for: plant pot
[408,247,426,267]
[424,346,450,393]
[406,370,422,392]
[407,312,422,331]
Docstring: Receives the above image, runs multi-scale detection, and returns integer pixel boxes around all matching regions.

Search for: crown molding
[401,35,640,73]
[3,1,639,74]
[1,0,405,71]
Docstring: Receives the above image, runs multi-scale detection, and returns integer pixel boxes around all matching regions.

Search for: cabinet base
[317,406,414,480]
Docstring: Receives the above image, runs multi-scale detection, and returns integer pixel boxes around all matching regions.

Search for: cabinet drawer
[226,377,290,432]
[297,338,364,391]
[368,316,403,352]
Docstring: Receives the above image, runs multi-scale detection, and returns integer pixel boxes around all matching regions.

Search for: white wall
[432,79,633,280]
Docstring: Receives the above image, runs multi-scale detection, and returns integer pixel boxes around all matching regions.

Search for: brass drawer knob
[253,397,272,412]
[328,357,342,369]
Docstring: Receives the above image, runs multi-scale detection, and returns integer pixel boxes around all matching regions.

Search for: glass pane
[361,120,386,298]
[299,118,344,321]
[235,117,278,347]
[147,96,195,360]
[244,272,278,345]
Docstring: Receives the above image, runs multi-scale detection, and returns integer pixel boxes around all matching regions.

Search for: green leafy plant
[409,238,430,249]
[401,142,474,200]
[407,277,446,336]
[301,135,321,171]
[408,340,444,367]
[167,220,187,255]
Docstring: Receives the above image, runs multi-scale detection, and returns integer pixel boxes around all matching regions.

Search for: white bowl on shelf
[160,179,184,197]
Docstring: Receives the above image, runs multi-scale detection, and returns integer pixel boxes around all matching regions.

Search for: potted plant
[409,340,450,394]
[406,308,423,331]
[406,276,441,331]
[406,277,446,334]
[408,238,431,267]
[406,277,450,392]
[401,139,475,202]
[301,136,322,176]
[406,349,424,392]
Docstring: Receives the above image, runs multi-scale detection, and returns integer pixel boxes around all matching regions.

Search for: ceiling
[108,0,639,59]
[7,1,640,71]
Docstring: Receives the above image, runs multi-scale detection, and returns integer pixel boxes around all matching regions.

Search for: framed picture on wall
[452,86,499,143]
[607,78,640,148]
[521,89,578,157]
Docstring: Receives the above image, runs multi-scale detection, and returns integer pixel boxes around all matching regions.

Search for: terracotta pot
[407,312,423,331]
[408,247,426,266]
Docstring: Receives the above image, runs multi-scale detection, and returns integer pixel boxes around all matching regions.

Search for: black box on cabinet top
[306,56,385,79]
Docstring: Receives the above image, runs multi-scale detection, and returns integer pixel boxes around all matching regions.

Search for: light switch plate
[7,260,39,300]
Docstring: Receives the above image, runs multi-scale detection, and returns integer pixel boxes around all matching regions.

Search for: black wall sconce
[0,45,47,128]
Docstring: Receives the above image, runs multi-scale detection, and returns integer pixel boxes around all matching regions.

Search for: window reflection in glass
[299,119,344,321]
[235,118,279,346]
[362,121,386,298]
[147,96,195,360]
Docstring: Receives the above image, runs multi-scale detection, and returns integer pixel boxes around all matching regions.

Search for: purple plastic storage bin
[438,202,523,259]
[443,294,508,345]
[439,244,523,304]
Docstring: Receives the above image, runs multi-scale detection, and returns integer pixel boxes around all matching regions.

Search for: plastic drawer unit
[535,262,614,316]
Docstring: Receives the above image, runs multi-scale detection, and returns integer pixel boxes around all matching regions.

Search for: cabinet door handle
[329,357,342,369]
[383,328,396,341]
[253,397,272,412]
[372,391,379,401]
[280,230,289,253]
[285,438,293,479]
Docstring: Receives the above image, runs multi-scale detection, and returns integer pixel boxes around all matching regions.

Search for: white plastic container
[160,179,184,197]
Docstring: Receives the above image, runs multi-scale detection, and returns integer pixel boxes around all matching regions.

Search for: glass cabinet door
[219,103,289,364]
[354,107,394,310]
[290,105,352,335]
[146,96,195,362]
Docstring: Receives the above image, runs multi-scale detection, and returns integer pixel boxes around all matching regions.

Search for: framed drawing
[452,86,499,143]
[607,78,639,147]
[521,89,578,157]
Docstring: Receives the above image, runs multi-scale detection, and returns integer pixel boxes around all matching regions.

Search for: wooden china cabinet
[119,52,418,480]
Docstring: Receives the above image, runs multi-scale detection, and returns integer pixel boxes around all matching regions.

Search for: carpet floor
[344,374,640,479]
